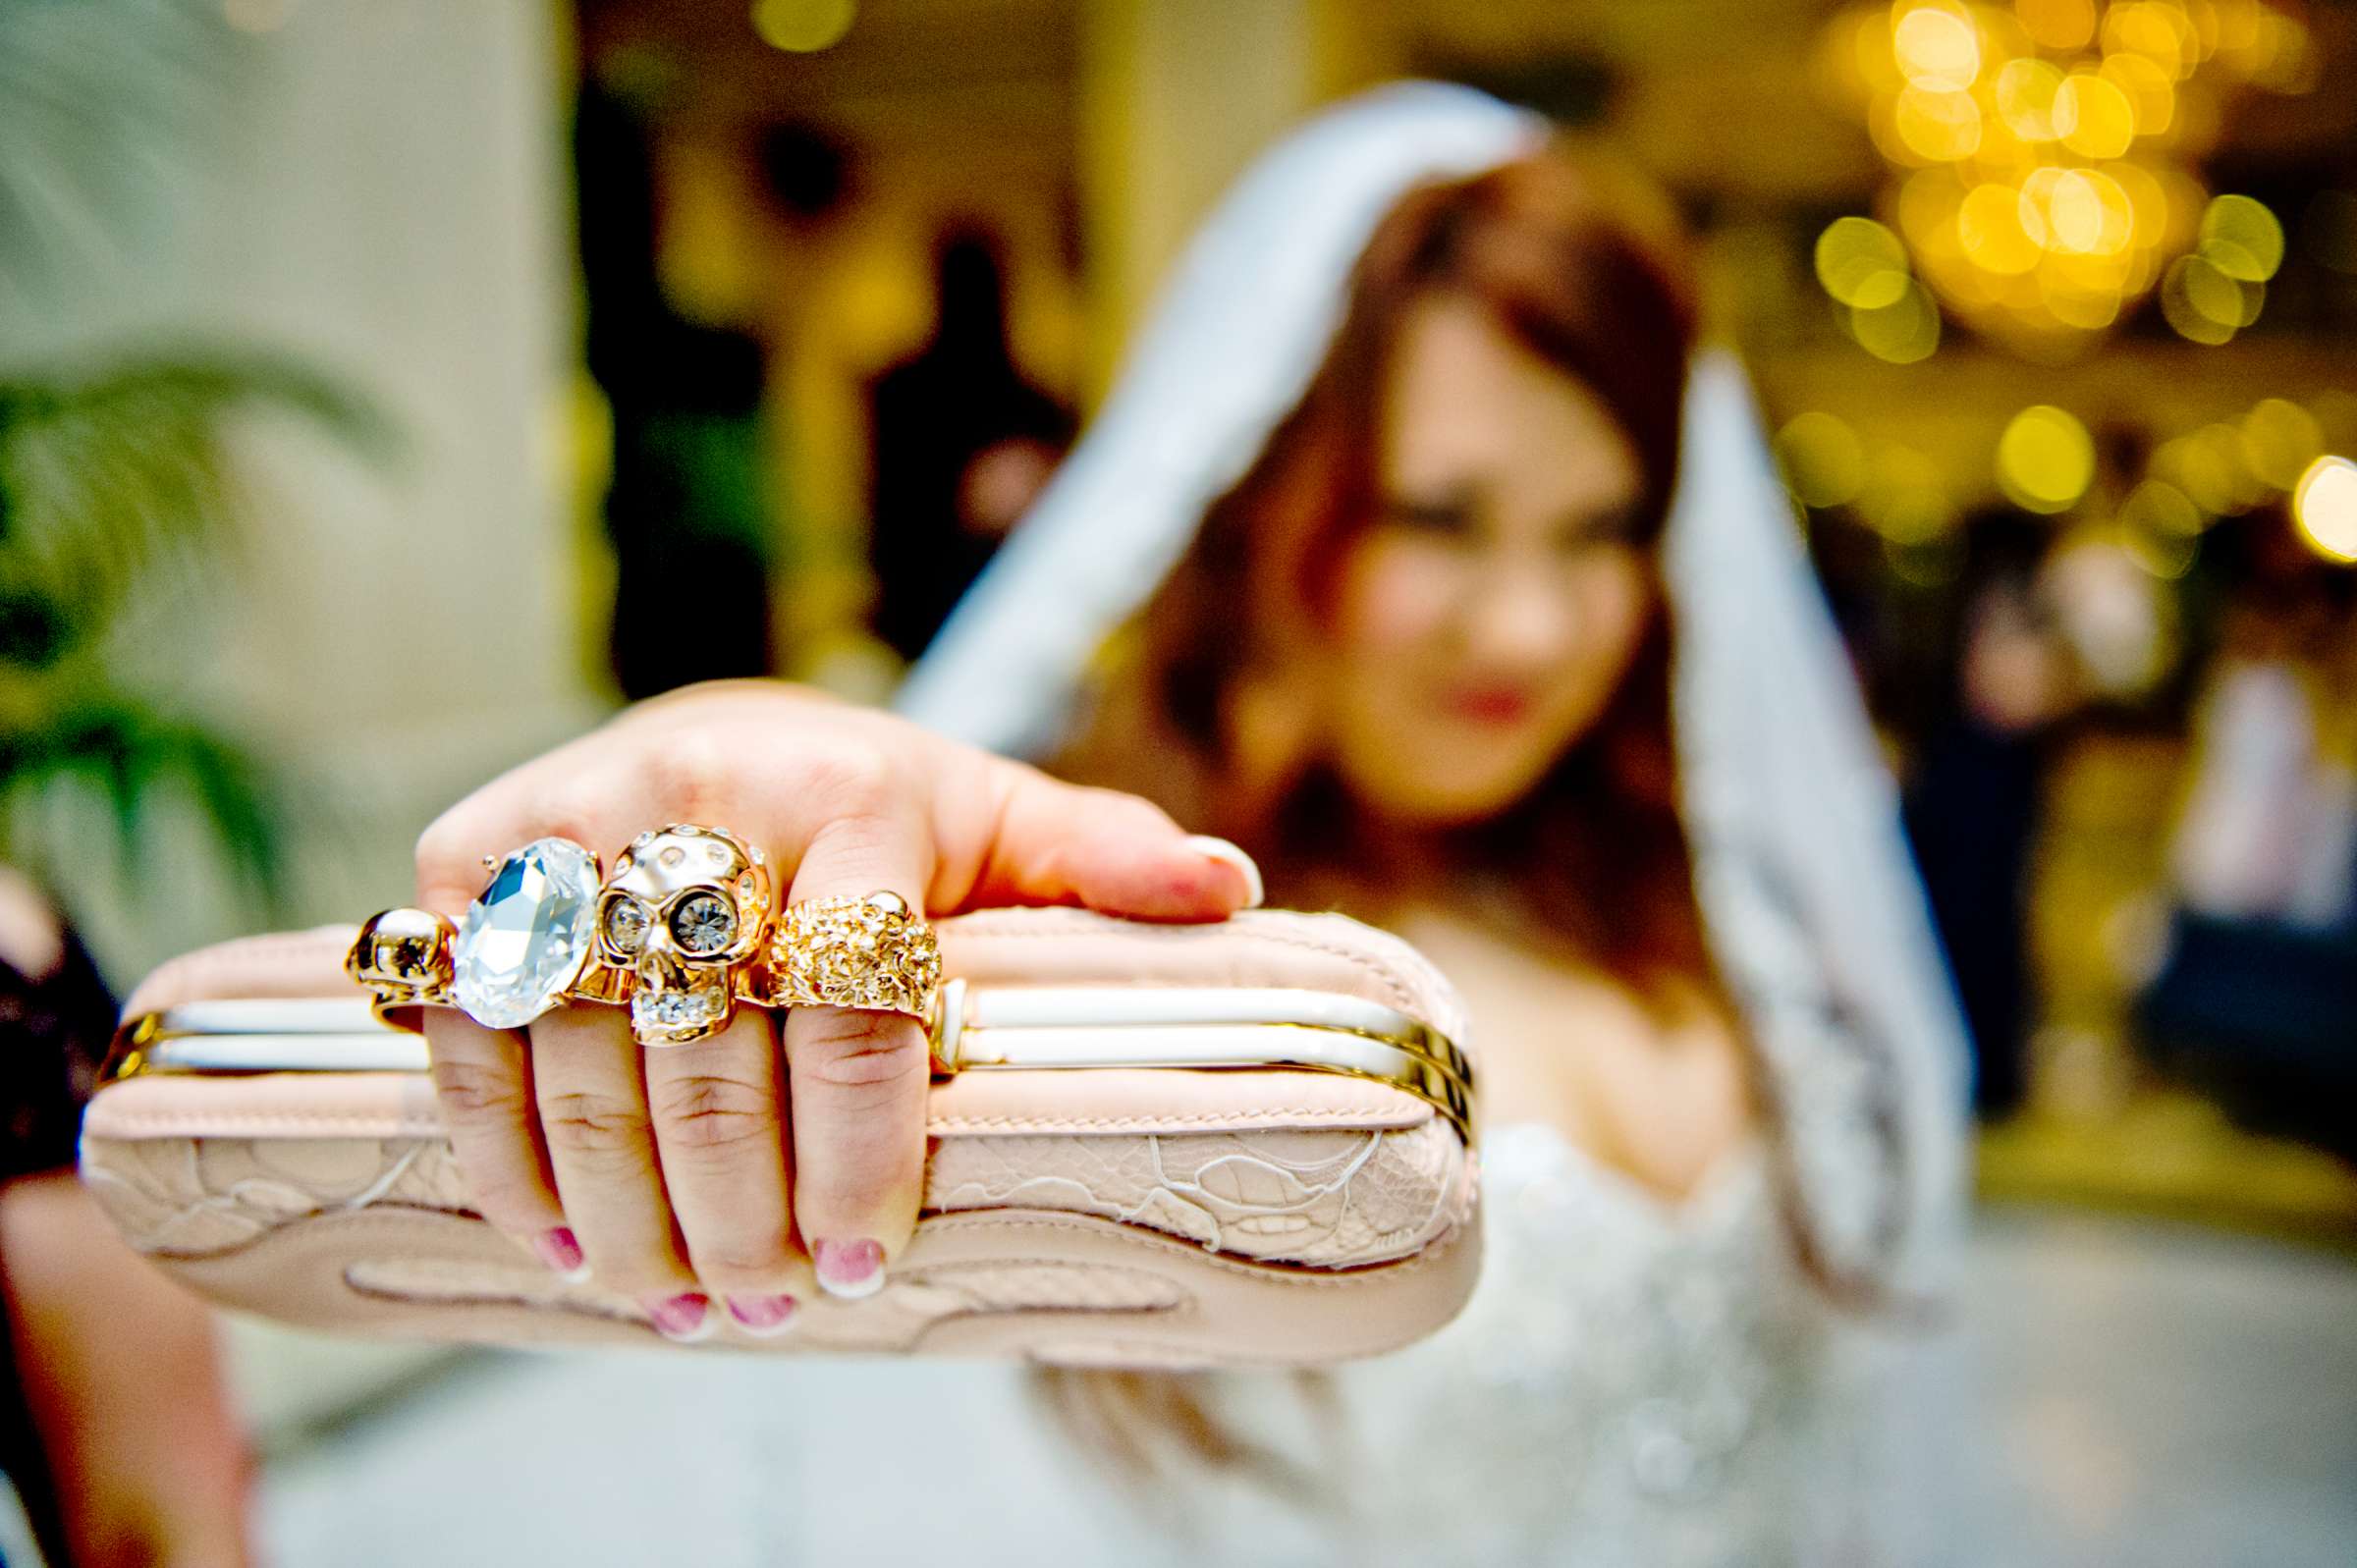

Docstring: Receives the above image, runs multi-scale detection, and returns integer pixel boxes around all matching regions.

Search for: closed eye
[1555,504,1645,551]
[1381,494,1477,537]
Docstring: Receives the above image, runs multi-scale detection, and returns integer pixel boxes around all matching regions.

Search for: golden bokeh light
[2160,252,2252,342]
[2198,192,2284,281]
[751,0,856,52]
[2120,477,2205,536]
[2103,2,2197,78]
[2121,517,2199,579]
[2100,50,2177,135]
[1957,182,2044,273]
[1995,57,2072,139]
[1894,3,1983,85]
[2240,399,2326,492]
[2057,71,2137,157]
[1997,405,2097,512]
[1831,0,2309,345]
[1775,412,1869,509]
[1850,279,1945,362]
[2039,167,2134,254]
[2292,457,2357,565]
[2017,0,2099,52]
[1892,83,1987,162]
[1860,443,1955,544]
[1815,217,1914,308]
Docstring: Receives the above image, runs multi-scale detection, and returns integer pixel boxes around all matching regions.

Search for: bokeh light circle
[2292,457,2357,564]
[751,0,857,52]
[1774,412,1868,509]
[2199,193,2285,281]
[1850,280,1944,362]
[1815,217,1913,308]
[1996,405,2097,513]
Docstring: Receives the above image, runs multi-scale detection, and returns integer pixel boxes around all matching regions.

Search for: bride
[895,81,1969,1563]
[371,82,1965,1568]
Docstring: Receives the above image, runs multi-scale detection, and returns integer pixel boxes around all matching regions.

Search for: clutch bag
[80,907,1480,1367]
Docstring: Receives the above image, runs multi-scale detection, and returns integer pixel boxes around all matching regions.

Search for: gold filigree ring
[760,892,943,1022]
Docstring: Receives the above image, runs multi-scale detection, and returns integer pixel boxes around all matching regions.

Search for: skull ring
[594,823,774,1046]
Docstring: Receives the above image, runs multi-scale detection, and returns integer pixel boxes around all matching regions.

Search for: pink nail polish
[726,1293,799,1335]
[813,1238,886,1299]
[646,1291,714,1341]
[535,1227,590,1282]
[1183,835,1265,908]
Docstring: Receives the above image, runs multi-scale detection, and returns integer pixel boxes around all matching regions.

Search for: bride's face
[1328,292,1652,826]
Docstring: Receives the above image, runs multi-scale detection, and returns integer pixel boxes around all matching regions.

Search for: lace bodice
[1170,1120,1837,1568]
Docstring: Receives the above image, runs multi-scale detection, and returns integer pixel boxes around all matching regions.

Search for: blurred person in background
[864,225,1073,664]
[0,869,251,1568]
[895,83,1969,1562]
[579,94,853,698]
[2139,506,2357,1153]
[1902,508,2085,1119]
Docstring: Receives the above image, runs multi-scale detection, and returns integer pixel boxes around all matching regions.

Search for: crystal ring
[348,824,776,1049]
[759,892,943,1022]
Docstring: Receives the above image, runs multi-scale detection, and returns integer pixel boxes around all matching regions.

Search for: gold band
[758,892,943,1020]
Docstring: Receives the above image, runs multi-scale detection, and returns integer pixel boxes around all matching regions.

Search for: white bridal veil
[899,82,1969,1290]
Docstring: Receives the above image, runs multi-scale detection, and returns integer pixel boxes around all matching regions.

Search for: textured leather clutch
[80,908,1480,1367]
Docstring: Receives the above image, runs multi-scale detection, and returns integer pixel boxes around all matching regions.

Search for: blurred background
[1,0,2351,1562]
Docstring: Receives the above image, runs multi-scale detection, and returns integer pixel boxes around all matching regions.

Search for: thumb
[953,760,1263,921]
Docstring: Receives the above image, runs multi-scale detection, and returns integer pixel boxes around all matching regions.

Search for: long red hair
[1064,146,1706,991]
[1039,145,1884,1486]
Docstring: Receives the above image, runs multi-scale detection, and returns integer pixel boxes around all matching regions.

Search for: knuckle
[529,776,612,855]
[429,1057,531,1125]
[643,730,738,823]
[795,1015,927,1101]
[1078,785,1181,838]
[797,740,903,820]
[539,1090,652,1160]
[650,1073,780,1156]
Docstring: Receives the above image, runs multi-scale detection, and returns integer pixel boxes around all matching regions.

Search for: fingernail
[726,1293,799,1336]
[535,1227,592,1283]
[813,1238,886,1300]
[1183,836,1264,908]
[645,1292,715,1341]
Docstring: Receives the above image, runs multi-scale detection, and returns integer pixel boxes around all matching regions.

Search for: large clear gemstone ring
[348,825,778,1048]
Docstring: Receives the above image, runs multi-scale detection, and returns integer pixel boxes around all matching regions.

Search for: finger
[951,760,1263,920]
[781,804,934,1300]
[411,716,885,917]
[421,1010,577,1277]
[527,1004,709,1340]
[642,1006,806,1334]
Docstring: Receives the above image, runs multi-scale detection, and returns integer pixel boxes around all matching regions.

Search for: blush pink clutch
[80,908,1479,1367]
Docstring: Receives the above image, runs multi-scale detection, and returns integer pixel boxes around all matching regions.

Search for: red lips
[1444,681,1538,726]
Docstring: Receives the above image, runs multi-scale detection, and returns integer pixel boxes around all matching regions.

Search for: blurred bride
[894,81,1969,1564]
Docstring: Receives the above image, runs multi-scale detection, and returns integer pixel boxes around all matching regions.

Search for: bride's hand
[411,679,1261,1337]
